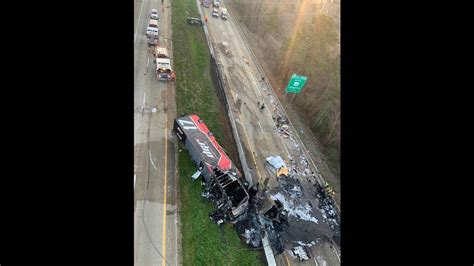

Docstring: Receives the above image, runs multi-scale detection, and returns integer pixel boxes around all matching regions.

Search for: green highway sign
[285,74,308,94]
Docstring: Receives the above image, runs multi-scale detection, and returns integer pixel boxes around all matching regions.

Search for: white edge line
[149,150,158,170]
[258,121,264,134]
[333,247,341,262]
[142,82,147,111]
[146,56,150,74]
[134,0,146,44]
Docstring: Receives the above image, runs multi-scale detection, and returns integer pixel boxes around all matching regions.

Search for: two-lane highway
[200,2,340,265]
[134,0,179,265]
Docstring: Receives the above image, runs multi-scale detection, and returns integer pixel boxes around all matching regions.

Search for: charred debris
[174,114,340,258]
[174,114,289,253]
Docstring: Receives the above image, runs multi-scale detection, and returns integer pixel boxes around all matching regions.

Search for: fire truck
[152,46,176,81]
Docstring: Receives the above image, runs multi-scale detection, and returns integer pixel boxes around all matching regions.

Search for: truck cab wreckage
[174,114,289,255]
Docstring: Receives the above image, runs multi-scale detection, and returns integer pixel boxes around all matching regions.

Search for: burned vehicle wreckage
[174,114,288,253]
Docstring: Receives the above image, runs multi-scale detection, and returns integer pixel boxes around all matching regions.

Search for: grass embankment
[171,0,263,265]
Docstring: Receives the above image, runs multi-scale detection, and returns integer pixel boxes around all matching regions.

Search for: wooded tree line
[279,14,340,171]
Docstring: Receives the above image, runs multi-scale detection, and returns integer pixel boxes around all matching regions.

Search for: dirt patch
[235,98,242,112]
[215,99,243,172]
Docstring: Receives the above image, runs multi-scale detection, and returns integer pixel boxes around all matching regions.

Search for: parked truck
[147,33,159,46]
[153,46,175,81]
[146,19,159,46]
[152,46,169,58]
[202,0,212,8]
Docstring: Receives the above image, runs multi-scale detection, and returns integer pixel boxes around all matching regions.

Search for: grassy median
[171,0,263,265]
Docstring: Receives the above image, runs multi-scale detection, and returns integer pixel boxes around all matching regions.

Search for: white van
[146,19,159,36]
[146,27,159,37]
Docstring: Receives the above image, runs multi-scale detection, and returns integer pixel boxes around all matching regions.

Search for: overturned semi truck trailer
[174,114,250,222]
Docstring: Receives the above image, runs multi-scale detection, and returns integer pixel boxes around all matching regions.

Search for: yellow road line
[284,254,291,266]
[162,93,168,266]
[239,114,262,182]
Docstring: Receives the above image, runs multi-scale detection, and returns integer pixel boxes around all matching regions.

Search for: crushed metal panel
[258,197,284,221]
[276,115,288,127]
[187,17,203,26]
[191,170,201,181]
[266,156,286,170]
[292,246,309,261]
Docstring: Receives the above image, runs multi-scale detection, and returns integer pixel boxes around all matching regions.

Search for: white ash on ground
[271,192,318,224]
[291,245,309,261]
[294,239,320,247]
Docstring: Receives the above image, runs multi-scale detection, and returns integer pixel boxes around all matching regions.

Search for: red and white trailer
[174,114,249,221]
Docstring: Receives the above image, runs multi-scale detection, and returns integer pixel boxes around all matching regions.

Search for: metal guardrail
[194,1,283,266]
[262,232,277,266]
[195,0,254,187]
